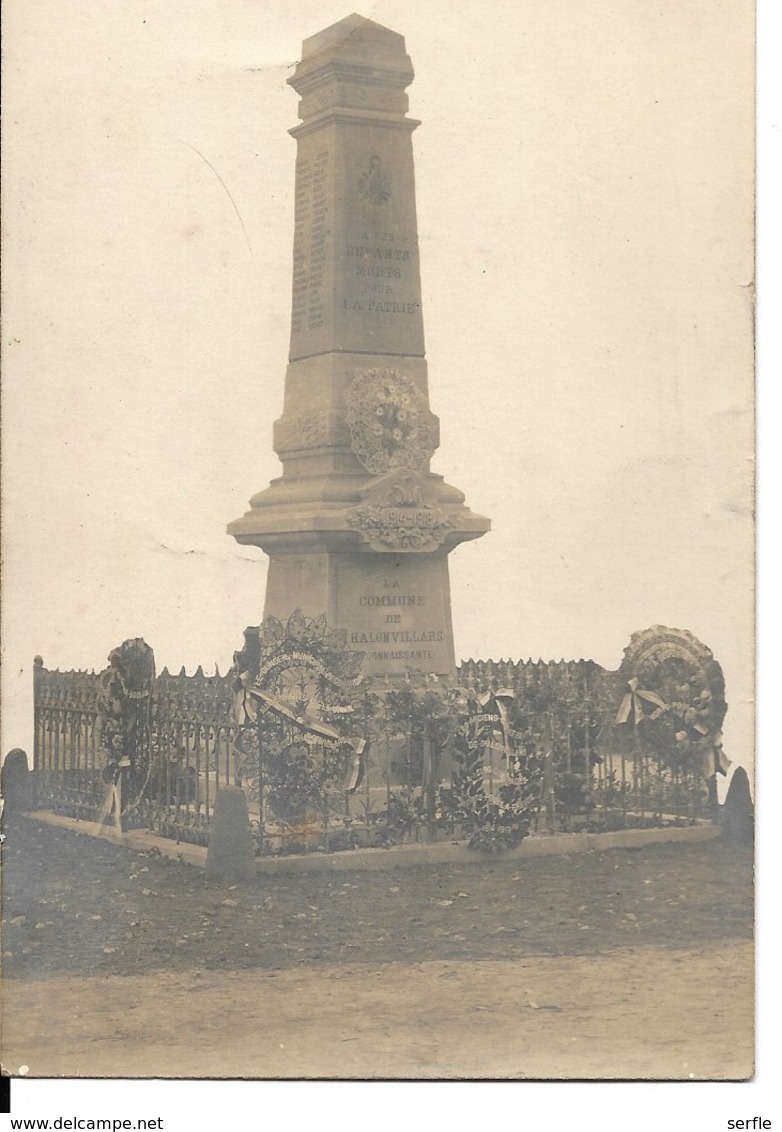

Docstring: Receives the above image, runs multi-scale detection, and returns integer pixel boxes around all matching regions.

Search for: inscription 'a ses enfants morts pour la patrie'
[344,235,419,316]
[289,133,425,359]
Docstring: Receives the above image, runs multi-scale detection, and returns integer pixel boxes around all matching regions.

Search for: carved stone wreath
[344,369,437,474]
[348,504,452,551]
[346,472,453,552]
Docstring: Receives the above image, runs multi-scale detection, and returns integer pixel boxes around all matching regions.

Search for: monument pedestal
[229,15,489,679]
[262,547,457,674]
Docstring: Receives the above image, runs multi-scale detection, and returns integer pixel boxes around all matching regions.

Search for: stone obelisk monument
[229,14,489,678]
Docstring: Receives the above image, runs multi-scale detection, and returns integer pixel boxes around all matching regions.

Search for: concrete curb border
[20,810,721,875]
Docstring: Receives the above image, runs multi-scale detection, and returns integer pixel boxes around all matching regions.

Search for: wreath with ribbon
[615,626,729,778]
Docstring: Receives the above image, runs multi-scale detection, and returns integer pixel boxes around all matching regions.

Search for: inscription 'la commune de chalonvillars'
[228,13,489,678]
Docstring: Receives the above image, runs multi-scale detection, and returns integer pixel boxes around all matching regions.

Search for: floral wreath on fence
[443,689,542,852]
[614,625,729,780]
[231,611,369,830]
[94,638,155,817]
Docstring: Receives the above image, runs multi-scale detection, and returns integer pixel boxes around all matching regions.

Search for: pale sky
[2,0,754,778]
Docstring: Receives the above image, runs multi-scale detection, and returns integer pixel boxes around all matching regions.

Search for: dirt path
[1,818,754,1079]
[1,945,752,1079]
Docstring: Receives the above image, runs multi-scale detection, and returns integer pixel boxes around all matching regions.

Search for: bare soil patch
[1,817,753,1079]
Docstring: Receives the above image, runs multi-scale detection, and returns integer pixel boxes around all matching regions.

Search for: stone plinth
[722,766,753,843]
[1,748,31,819]
[229,15,489,678]
[206,787,256,883]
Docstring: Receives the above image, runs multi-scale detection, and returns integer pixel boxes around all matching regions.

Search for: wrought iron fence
[145,666,238,845]
[33,660,105,821]
[33,657,239,846]
[32,650,713,855]
[456,658,713,829]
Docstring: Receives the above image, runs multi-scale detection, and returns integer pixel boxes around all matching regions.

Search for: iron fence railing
[31,652,713,854]
[33,658,240,845]
[144,666,239,845]
[33,661,106,820]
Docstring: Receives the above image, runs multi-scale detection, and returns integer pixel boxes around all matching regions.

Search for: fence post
[256,714,265,856]
[32,656,44,805]
[423,726,436,840]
